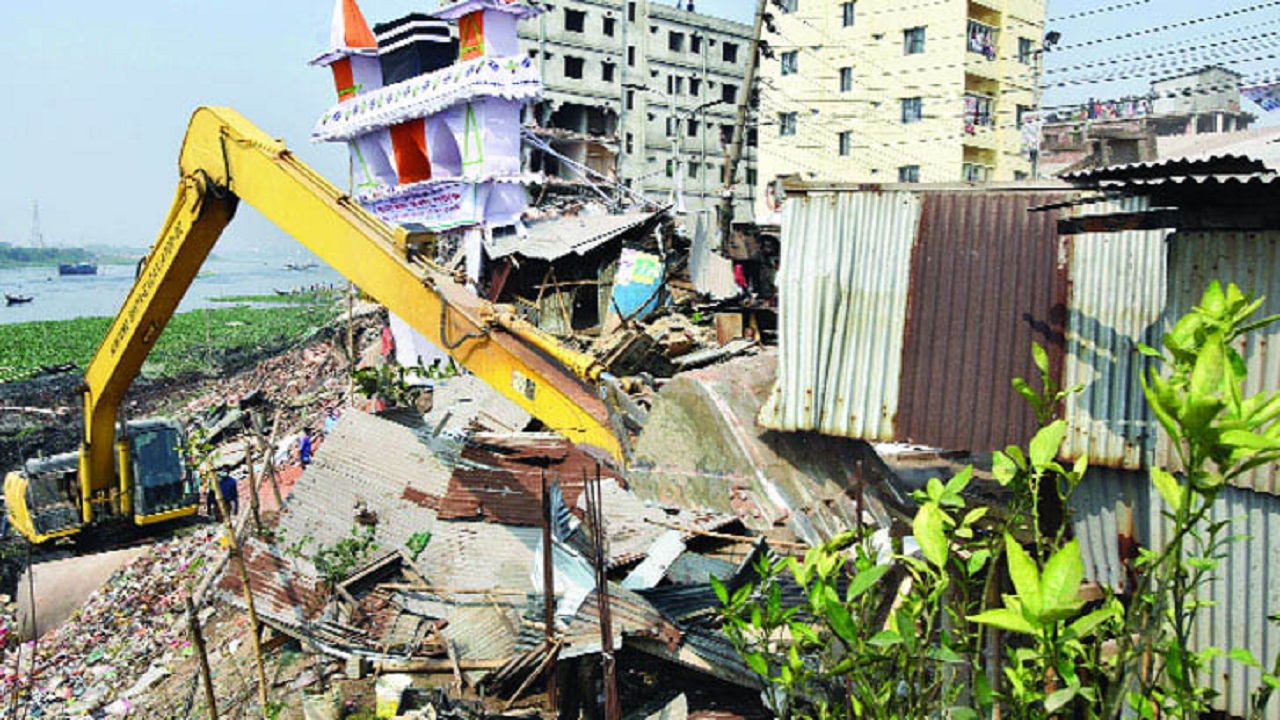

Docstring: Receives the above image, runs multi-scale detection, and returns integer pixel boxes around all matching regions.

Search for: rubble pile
[0,527,221,717]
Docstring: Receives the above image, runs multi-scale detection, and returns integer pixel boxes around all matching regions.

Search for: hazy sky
[1,1,1274,253]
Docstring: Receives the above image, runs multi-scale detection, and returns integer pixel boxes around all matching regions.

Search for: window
[778,0,797,12]
[667,75,684,95]
[723,42,739,63]
[781,51,799,76]
[690,78,702,97]
[565,9,586,33]
[901,97,923,124]
[1017,104,1033,128]
[626,90,635,110]
[838,131,853,156]
[966,20,997,59]
[747,168,758,186]
[839,66,853,92]
[898,165,920,183]
[666,159,675,177]
[564,56,584,79]
[602,62,616,82]
[603,17,617,37]
[962,163,991,182]
[666,117,676,137]
[842,2,856,27]
[628,46,636,66]
[1018,37,1035,64]
[721,84,738,104]
[779,112,797,136]
[688,162,697,179]
[963,94,993,132]
[626,132,634,154]
[669,31,685,52]
[903,26,926,55]
[691,35,702,53]
[687,119,699,137]
[628,2,636,22]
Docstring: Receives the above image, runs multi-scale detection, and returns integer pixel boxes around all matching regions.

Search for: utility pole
[718,0,768,249]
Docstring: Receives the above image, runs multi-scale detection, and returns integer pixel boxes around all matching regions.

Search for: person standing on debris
[299,427,314,467]
[218,472,240,518]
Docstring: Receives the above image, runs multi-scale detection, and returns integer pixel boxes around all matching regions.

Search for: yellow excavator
[5,106,633,544]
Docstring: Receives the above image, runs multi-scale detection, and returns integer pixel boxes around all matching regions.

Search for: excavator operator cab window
[130,424,195,518]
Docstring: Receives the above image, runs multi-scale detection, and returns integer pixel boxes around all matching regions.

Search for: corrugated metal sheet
[1161,230,1280,495]
[760,190,921,440]
[688,214,739,300]
[1061,196,1170,469]
[1074,469,1280,720]
[896,192,1071,451]
[1061,154,1268,182]
[418,520,541,591]
[277,409,448,554]
[439,433,613,525]
[487,211,661,260]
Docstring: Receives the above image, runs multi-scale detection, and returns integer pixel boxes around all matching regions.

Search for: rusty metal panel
[759,190,921,441]
[1161,230,1280,495]
[1061,196,1170,469]
[895,192,1071,451]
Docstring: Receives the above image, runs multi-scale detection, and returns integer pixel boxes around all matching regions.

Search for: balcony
[967,20,999,60]
[963,93,996,141]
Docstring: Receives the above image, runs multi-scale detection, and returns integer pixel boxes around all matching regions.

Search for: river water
[0,255,345,325]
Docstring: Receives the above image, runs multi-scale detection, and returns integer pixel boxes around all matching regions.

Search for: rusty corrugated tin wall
[1060,196,1169,470]
[1161,230,1280,495]
[896,192,1070,451]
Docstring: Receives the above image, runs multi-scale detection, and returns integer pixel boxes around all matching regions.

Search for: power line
[1053,0,1280,52]
[1047,0,1154,23]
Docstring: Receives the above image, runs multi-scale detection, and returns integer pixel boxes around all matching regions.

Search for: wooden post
[186,596,220,720]
[245,444,263,533]
[208,465,272,717]
[541,469,558,713]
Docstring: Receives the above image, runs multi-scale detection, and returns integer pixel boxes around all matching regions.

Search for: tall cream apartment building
[757,0,1046,213]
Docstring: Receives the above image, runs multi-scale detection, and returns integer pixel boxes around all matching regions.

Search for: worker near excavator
[299,427,314,468]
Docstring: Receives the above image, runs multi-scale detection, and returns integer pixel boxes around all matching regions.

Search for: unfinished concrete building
[518,1,757,226]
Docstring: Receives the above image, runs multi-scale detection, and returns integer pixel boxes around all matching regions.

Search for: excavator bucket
[4,455,84,544]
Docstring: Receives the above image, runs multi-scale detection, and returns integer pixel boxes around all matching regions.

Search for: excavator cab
[127,418,197,523]
[4,418,197,543]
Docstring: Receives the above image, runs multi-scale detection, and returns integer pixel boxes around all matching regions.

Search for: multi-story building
[756,0,1045,214]
[517,1,757,225]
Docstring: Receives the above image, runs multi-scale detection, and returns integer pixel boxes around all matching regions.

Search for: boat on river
[5,294,34,306]
[57,262,98,276]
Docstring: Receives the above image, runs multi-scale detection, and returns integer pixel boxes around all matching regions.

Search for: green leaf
[950,708,981,720]
[1228,647,1262,669]
[1045,687,1078,713]
[1151,467,1185,514]
[744,651,769,678]
[868,630,903,647]
[943,465,974,499]
[1012,376,1042,410]
[992,450,1019,485]
[1137,342,1165,360]
[845,563,890,604]
[710,576,728,605]
[1067,606,1117,639]
[1005,535,1042,619]
[1030,420,1067,471]
[968,607,1037,635]
[1032,341,1051,376]
[1190,332,1227,401]
[1201,279,1226,316]
[967,548,992,576]
[1221,429,1280,452]
[914,503,949,570]
[823,587,859,643]
[1040,539,1085,616]
[1143,372,1184,444]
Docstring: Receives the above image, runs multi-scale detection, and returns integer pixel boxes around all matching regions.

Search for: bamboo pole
[186,596,220,720]
[245,444,263,533]
[208,465,272,718]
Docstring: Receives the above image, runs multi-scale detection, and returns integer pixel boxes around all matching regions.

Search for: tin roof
[486,211,664,261]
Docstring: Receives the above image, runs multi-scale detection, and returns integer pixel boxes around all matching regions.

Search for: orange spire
[330,0,377,51]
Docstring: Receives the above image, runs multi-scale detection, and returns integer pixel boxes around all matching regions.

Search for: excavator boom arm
[77,107,622,519]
